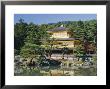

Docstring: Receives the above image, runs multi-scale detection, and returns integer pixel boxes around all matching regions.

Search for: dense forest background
[14,19,97,58]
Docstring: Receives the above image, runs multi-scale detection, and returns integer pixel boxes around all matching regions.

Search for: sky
[14,14,96,25]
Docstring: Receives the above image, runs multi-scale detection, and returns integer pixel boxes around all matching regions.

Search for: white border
[5,5,106,85]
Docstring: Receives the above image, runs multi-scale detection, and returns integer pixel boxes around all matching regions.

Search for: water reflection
[14,65,97,76]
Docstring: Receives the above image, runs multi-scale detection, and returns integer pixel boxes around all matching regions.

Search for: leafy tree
[61,47,69,59]
[20,43,40,58]
[25,23,41,44]
[73,20,97,57]
[20,22,51,62]
[14,19,28,54]
[44,38,55,58]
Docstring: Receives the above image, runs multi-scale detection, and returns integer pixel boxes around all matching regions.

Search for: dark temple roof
[48,27,69,32]
[51,38,74,41]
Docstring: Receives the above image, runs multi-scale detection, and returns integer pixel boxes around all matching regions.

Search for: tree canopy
[14,19,97,58]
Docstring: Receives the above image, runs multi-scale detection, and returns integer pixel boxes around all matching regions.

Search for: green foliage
[15,19,96,59]
[92,55,97,62]
[25,23,41,44]
[15,21,51,58]
[74,45,85,56]
[62,47,69,54]
[61,47,69,59]
[73,20,97,56]
[14,19,28,52]
[14,49,20,56]
[20,43,40,58]
[25,23,50,45]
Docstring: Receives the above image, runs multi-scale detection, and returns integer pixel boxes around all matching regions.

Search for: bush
[14,49,20,55]
[20,43,40,58]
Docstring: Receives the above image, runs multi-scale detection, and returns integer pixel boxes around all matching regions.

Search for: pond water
[14,65,97,76]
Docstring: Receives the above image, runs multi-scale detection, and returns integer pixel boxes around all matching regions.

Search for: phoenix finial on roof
[60,24,64,27]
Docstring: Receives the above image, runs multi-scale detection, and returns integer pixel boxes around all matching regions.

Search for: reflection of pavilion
[47,25,75,49]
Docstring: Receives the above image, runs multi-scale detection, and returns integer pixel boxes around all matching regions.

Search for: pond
[14,65,97,76]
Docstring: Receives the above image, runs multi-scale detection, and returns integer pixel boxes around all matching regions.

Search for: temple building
[47,25,95,61]
[47,25,75,49]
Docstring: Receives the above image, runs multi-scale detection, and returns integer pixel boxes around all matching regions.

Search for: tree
[45,38,55,58]
[25,23,41,44]
[20,43,40,58]
[61,47,69,60]
[73,20,97,57]
[20,22,51,63]
[14,19,28,54]
[38,25,50,45]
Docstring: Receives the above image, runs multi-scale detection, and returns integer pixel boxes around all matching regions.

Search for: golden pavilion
[47,25,75,49]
